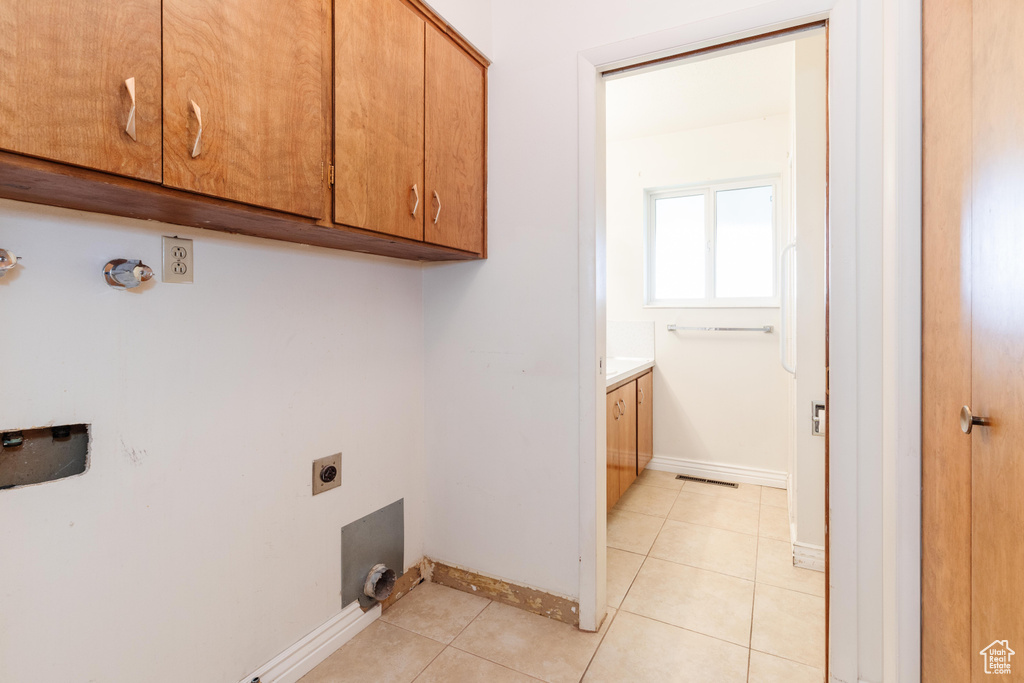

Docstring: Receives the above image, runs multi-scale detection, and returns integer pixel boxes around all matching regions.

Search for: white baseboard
[793,541,825,572]
[647,455,787,489]
[239,602,381,683]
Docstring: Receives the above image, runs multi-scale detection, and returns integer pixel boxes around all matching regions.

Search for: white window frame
[644,175,782,308]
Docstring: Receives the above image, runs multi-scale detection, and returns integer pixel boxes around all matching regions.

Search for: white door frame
[576,0,921,680]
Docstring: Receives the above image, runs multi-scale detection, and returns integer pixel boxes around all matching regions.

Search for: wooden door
[606,391,620,512]
[636,372,653,475]
[335,0,425,240]
[617,381,637,496]
[424,26,485,254]
[923,0,1024,678]
[969,0,1024,676]
[0,0,162,181]
[162,0,324,218]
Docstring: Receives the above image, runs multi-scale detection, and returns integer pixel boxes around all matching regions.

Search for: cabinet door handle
[612,403,620,420]
[432,191,441,224]
[410,184,420,217]
[124,78,137,141]
[618,399,626,413]
[638,387,644,404]
[189,99,203,158]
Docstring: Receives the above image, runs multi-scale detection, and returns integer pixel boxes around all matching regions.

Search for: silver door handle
[961,405,991,434]
[432,191,441,224]
[618,399,626,413]
[410,184,420,217]
[612,403,620,420]
[189,99,203,158]
[638,387,645,404]
[124,77,137,141]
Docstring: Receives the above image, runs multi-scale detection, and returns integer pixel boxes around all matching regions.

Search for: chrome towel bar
[666,325,774,333]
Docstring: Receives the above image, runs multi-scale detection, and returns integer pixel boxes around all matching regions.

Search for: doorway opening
[597,25,830,679]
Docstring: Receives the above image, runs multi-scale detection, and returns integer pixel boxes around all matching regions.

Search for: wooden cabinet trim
[0,151,479,261]
[402,0,490,68]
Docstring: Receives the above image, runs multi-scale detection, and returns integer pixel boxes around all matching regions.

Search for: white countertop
[606,356,654,391]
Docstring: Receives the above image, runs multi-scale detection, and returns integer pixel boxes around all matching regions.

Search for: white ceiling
[605,41,795,142]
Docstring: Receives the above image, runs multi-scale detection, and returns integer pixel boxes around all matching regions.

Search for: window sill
[644,300,781,309]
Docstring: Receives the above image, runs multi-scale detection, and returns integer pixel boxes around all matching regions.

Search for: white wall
[427,0,922,680]
[422,0,826,603]
[0,2,493,679]
[425,0,493,58]
[789,32,828,549]
[606,115,792,476]
[0,202,427,682]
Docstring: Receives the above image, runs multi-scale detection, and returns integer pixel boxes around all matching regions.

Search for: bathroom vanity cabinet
[607,369,653,511]
[0,0,487,262]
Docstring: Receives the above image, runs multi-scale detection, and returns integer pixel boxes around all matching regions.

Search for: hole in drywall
[0,424,90,489]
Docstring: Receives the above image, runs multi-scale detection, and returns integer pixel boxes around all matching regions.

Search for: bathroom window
[645,178,780,307]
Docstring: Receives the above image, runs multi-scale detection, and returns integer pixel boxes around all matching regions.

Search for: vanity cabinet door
[0,0,162,181]
[607,391,620,511]
[636,371,653,475]
[617,381,638,495]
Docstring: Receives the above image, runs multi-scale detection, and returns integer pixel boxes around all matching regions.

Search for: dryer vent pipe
[363,563,396,602]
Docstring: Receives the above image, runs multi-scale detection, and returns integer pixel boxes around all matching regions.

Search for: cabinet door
[335,0,424,240]
[424,27,485,253]
[0,0,162,181]
[606,391,620,512]
[163,0,324,218]
[637,371,653,475]
[617,381,638,495]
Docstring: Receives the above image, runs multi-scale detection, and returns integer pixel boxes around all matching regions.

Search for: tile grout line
[577,604,622,682]
[746,486,764,682]
[610,510,759,543]
[369,617,447,683]
[611,481,822,678]
[613,606,753,652]
[604,497,760,661]
[445,599,599,682]
[642,551,756,583]
[386,593,495,683]
[581,500,671,682]
[748,645,827,672]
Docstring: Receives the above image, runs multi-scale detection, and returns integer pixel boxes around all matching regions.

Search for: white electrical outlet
[162,236,193,283]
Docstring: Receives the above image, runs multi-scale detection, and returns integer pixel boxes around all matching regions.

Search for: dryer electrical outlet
[162,236,193,283]
[312,453,342,495]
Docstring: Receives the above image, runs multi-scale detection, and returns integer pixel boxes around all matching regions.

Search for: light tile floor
[301,475,824,683]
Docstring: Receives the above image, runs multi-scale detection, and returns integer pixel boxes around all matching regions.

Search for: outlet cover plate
[313,453,342,495]
[162,236,193,283]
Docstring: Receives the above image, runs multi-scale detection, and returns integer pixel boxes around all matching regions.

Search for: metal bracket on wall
[811,401,826,436]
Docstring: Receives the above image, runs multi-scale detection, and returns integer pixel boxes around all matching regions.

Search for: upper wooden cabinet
[336,0,487,255]
[335,0,425,240]
[0,0,486,261]
[0,0,162,182]
[162,0,325,218]
[425,26,486,254]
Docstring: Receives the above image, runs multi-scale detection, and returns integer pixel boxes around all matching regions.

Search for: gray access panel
[341,499,404,609]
